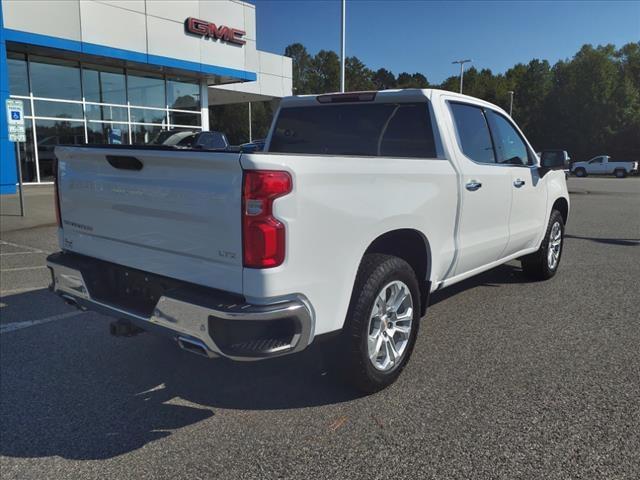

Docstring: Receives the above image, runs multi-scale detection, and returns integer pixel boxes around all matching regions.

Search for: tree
[307,50,340,94]
[346,56,375,91]
[279,41,640,160]
[284,43,312,94]
[396,72,429,88]
[372,68,396,90]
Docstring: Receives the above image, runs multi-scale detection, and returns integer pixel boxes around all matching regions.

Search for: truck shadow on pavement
[564,234,640,247]
[1,263,531,460]
[0,290,360,460]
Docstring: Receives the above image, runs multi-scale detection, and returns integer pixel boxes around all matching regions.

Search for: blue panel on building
[0,2,18,195]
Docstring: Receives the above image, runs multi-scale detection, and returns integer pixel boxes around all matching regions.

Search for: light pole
[248,102,252,142]
[452,59,471,94]
[508,90,514,116]
[340,0,346,92]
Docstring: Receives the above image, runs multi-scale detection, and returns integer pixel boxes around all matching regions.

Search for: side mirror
[240,143,258,153]
[539,150,570,170]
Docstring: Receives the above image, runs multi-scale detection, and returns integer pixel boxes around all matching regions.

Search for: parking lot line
[0,311,86,334]
[0,251,43,256]
[0,265,48,272]
[0,240,48,254]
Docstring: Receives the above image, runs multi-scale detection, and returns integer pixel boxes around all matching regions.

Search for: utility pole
[508,90,514,116]
[340,0,346,92]
[248,102,252,142]
[452,59,471,94]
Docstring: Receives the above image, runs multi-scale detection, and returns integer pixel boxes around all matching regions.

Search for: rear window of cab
[269,102,442,159]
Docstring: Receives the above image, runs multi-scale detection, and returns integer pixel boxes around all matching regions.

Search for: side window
[485,110,531,166]
[590,158,603,164]
[449,103,495,164]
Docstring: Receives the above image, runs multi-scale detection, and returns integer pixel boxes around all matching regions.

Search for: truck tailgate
[55,146,243,293]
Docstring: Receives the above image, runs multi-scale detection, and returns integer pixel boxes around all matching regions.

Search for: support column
[200,79,210,131]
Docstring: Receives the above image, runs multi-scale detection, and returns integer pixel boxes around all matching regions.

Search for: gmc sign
[185,17,246,46]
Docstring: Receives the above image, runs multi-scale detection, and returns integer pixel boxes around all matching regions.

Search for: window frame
[448,100,537,168]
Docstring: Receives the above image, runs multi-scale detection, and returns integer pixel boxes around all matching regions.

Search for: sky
[252,0,640,83]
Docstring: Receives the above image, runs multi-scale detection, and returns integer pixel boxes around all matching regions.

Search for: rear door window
[269,102,439,158]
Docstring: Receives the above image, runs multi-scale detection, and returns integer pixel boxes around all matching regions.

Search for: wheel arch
[552,196,569,225]
[362,228,432,316]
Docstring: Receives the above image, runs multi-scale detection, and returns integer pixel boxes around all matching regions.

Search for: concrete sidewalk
[0,185,56,234]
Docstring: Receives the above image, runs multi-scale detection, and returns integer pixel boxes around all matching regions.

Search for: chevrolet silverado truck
[571,155,638,178]
[48,89,570,392]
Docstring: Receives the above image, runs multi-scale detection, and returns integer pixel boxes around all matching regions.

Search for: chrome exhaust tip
[177,336,214,358]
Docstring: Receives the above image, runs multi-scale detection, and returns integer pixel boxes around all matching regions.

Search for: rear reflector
[242,170,292,268]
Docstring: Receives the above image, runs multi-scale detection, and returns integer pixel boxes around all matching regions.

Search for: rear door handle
[513,179,526,188]
[465,180,482,191]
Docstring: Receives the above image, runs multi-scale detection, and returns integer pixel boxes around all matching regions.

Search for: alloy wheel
[547,221,562,270]
[367,280,413,372]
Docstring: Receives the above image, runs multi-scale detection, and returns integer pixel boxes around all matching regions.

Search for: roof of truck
[279,88,509,116]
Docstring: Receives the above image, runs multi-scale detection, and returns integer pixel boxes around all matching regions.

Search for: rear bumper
[47,252,314,361]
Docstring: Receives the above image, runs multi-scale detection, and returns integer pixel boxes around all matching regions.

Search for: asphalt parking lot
[1,177,639,479]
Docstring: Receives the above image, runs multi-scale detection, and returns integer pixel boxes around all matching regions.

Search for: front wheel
[521,210,565,280]
[340,254,421,393]
[574,168,587,177]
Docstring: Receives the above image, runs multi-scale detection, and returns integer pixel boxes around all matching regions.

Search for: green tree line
[212,42,639,161]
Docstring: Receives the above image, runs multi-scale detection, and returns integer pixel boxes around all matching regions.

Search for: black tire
[614,169,627,178]
[338,254,421,393]
[521,210,565,280]
[574,168,586,177]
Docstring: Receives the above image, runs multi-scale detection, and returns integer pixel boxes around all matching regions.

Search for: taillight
[242,170,292,268]
[53,158,62,228]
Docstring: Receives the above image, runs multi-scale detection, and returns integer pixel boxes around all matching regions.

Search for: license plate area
[82,262,182,317]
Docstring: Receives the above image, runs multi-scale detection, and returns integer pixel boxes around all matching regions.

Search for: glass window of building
[34,119,85,181]
[6,52,207,182]
[167,77,200,110]
[87,122,129,145]
[131,124,167,145]
[7,52,30,97]
[17,123,37,182]
[29,56,82,100]
[169,111,201,126]
[85,104,128,122]
[127,71,166,108]
[130,108,167,125]
[82,65,126,104]
[33,100,83,119]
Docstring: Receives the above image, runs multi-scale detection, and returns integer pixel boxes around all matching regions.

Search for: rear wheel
[574,168,586,177]
[521,210,564,280]
[614,169,627,178]
[339,254,420,393]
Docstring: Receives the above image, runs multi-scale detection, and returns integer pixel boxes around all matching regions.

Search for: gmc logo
[185,17,246,46]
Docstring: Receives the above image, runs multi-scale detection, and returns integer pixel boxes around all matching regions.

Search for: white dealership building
[0,0,293,192]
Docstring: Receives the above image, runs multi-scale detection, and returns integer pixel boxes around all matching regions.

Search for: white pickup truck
[48,89,569,392]
[571,155,638,178]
